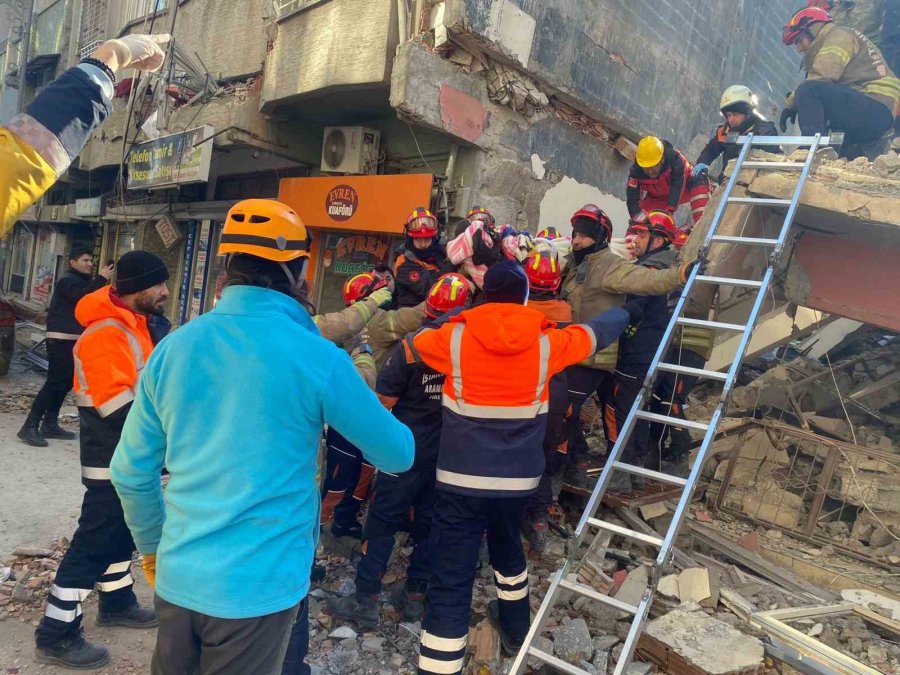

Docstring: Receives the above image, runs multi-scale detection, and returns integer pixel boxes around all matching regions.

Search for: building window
[122,0,167,28]
[79,0,109,59]
[9,224,35,296]
[29,225,61,306]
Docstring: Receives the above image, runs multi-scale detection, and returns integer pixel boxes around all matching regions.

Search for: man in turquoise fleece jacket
[110,199,414,674]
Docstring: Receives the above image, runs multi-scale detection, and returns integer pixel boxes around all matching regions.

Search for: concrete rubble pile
[1,539,68,625]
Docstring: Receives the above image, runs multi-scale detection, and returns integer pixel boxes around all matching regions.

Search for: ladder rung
[633,409,710,431]
[727,197,792,206]
[612,461,689,487]
[558,578,639,615]
[527,647,592,675]
[657,362,728,381]
[587,517,665,547]
[696,274,763,289]
[676,316,747,332]
[741,161,805,170]
[710,235,779,246]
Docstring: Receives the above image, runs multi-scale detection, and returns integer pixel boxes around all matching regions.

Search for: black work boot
[331,521,363,540]
[96,603,157,628]
[35,629,110,669]
[607,472,633,494]
[327,593,379,629]
[18,417,48,447]
[40,418,77,440]
[391,583,425,622]
[564,463,588,489]
[487,599,524,657]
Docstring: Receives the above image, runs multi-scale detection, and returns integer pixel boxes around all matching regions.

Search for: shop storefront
[277,174,434,313]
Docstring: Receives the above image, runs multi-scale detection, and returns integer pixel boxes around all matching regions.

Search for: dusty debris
[645,608,765,674]
[553,617,594,663]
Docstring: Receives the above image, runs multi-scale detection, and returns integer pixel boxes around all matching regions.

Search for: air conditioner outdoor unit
[321,126,380,174]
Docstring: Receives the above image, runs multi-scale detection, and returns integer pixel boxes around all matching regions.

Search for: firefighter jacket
[789,23,899,116]
[830,0,885,47]
[413,302,630,498]
[696,117,780,180]
[561,246,685,371]
[0,64,113,238]
[46,270,108,339]
[367,303,427,371]
[617,247,678,371]
[110,285,414,619]
[73,287,154,487]
[313,294,387,344]
[626,140,691,217]
[393,247,455,308]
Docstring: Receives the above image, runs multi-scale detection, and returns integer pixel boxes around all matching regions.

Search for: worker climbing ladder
[510,133,840,675]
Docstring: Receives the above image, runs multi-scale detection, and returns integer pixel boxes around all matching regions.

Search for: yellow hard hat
[636,136,665,168]
[219,199,310,263]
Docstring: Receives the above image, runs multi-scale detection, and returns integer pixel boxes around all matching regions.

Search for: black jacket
[696,117,780,182]
[46,270,107,338]
[617,247,679,372]
[393,248,455,308]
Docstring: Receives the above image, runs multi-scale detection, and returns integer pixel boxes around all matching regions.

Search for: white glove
[105,34,171,72]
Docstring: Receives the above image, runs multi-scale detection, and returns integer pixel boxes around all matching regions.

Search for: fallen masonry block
[643,608,765,674]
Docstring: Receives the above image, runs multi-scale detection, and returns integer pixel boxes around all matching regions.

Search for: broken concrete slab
[841,588,900,621]
[645,609,765,674]
[678,568,711,605]
[553,617,594,663]
[613,564,649,618]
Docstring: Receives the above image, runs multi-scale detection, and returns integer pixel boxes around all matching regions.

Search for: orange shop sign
[278,174,433,233]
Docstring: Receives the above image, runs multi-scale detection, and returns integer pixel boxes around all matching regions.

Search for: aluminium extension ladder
[510,134,840,675]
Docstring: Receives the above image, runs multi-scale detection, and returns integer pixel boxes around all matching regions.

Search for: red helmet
[783,7,832,45]
[405,207,439,239]
[673,229,690,249]
[627,211,651,235]
[647,211,677,243]
[536,226,563,240]
[425,272,471,318]
[466,206,495,229]
[571,204,613,242]
[524,248,562,293]
[342,271,389,306]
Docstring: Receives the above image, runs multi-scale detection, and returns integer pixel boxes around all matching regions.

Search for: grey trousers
[151,594,301,675]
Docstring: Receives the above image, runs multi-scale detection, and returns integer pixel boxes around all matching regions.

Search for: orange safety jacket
[73,286,154,486]
[413,302,628,497]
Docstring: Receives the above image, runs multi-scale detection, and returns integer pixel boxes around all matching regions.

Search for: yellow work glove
[141,553,157,589]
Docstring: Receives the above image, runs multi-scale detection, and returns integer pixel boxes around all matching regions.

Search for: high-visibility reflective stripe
[495,569,528,586]
[50,585,91,602]
[443,395,547,419]
[575,325,597,354]
[103,561,131,576]
[5,113,70,175]
[73,318,146,415]
[96,388,135,418]
[45,603,84,623]
[418,654,466,674]
[421,631,467,652]
[97,573,134,592]
[46,331,80,340]
[448,323,464,400]
[81,465,111,480]
[437,469,541,492]
[497,586,529,601]
[533,334,550,405]
[818,45,851,64]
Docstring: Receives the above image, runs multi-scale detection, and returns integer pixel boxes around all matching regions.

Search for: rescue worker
[522,248,572,553]
[321,270,426,538]
[561,204,694,488]
[0,34,167,237]
[18,247,114,447]
[627,136,710,231]
[807,0,886,46]
[393,207,454,308]
[695,86,780,184]
[34,251,170,669]
[110,199,414,675]
[781,7,898,153]
[606,212,679,493]
[410,261,642,672]
[328,273,472,627]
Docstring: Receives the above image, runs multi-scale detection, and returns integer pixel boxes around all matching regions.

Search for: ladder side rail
[508,561,571,674]
[773,133,821,255]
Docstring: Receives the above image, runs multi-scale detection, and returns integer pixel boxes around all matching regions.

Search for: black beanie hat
[483,260,529,305]
[116,251,169,295]
[572,215,603,242]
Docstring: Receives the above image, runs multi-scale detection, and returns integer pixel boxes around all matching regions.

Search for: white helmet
[719,85,757,114]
